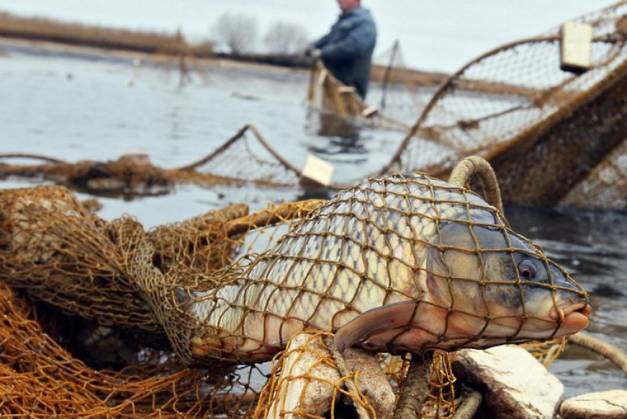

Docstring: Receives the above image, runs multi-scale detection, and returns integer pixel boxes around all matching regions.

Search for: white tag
[362,106,379,118]
[301,154,334,186]
[561,22,592,73]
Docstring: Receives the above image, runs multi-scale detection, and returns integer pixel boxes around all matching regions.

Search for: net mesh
[560,137,627,209]
[0,283,265,417]
[383,3,626,178]
[0,126,297,197]
[0,167,589,416]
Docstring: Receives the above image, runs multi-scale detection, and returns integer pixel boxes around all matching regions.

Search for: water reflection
[305,111,366,156]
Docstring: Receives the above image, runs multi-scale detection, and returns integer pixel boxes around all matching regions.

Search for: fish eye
[518,259,537,280]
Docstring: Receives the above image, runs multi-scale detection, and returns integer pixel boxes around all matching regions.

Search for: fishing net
[560,137,627,209]
[0,185,324,416]
[221,2,627,202]
[0,153,176,196]
[382,3,627,197]
[489,58,627,207]
[0,129,287,197]
[371,40,436,123]
[307,60,370,118]
[0,283,266,417]
[0,160,589,416]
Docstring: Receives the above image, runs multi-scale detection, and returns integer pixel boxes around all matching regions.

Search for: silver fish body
[187,174,589,361]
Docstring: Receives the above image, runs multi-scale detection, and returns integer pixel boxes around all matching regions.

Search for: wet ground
[1,43,625,397]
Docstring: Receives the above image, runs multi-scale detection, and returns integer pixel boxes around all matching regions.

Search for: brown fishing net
[189,1,626,203]
[307,60,371,119]
[560,137,627,209]
[0,283,265,417]
[383,3,627,199]
[2,2,626,213]
[0,161,588,416]
[0,129,288,196]
[0,185,324,416]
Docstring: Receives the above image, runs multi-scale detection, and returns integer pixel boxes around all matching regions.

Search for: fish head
[335,206,591,353]
[425,220,591,348]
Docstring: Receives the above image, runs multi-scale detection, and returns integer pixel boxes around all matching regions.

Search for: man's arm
[313,33,332,49]
[319,20,376,62]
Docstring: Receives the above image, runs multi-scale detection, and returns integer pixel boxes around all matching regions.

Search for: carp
[187,173,590,361]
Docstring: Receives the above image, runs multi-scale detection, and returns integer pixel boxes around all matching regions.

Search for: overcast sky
[0,0,617,71]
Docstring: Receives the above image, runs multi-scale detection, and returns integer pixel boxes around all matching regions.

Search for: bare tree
[263,21,309,55]
[212,12,258,54]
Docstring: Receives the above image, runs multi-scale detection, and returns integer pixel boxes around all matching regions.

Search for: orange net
[0,283,264,417]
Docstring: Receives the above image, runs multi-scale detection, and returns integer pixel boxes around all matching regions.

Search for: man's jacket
[314,7,377,99]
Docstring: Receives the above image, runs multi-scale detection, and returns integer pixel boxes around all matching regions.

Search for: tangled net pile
[1,153,593,417]
[0,186,279,416]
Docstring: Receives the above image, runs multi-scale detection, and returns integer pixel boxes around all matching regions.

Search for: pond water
[1,43,625,398]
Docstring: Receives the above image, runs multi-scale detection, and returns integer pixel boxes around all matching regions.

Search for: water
[1,45,625,398]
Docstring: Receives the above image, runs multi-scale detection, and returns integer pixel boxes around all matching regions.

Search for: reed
[0,12,214,57]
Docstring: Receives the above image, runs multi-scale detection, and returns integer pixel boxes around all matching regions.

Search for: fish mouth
[488,301,592,339]
[550,302,592,332]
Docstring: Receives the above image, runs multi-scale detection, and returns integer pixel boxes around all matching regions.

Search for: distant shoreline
[0,11,452,87]
[0,11,544,99]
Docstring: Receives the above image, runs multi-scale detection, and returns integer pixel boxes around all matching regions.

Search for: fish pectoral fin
[334,301,417,352]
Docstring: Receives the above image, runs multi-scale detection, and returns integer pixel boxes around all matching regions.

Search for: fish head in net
[334,173,590,353]
[424,209,590,350]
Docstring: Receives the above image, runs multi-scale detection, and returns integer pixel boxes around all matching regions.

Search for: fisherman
[307,0,377,99]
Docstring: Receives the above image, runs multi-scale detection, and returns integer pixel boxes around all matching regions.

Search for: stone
[560,389,627,419]
[266,333,339,419]
[455,344,564,419]
[265,333,397,419]
[344,347,396,418]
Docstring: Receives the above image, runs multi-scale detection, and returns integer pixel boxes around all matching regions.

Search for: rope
[324,336,370,419]
[393,354,432,419]
[569,333,627,375]
[448,156,504,213]
[0,153,68,164]
[453,386,482,419]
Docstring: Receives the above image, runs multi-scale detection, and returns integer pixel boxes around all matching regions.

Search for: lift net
[0,167,588,416]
